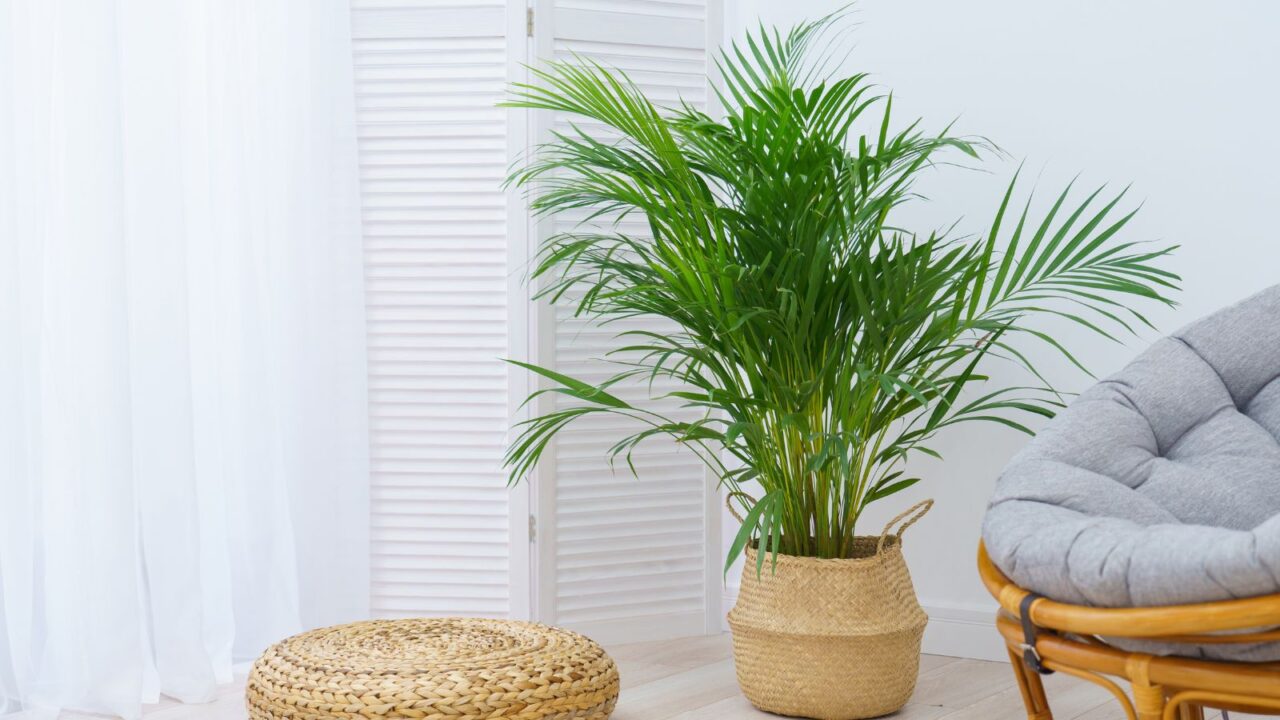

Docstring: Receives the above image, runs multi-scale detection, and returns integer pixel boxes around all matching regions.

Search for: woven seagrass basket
[246,618,618,720]
[727,500,932,720]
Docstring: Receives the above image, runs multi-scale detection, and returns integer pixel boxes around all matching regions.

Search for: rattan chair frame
[978,542,1280,720]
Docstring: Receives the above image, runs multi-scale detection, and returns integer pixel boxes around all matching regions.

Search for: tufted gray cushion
[982,285,1280,660]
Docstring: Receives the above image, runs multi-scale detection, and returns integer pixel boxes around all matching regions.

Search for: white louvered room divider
[351,0,722,644]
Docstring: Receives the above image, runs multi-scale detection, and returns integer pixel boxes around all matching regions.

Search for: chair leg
[1006,647,1053,720]
[1178,704,1205,720]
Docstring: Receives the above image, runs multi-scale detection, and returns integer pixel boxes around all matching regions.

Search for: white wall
[721,0,1280,659]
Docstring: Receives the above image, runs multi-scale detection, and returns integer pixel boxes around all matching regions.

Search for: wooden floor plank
[608,658,741,720]
[617,658,689,689]
[610,633,733,669]
[669,693,776,719]
[935,668,1115,720]
[908,657,1018,710]
[918,653,962,675]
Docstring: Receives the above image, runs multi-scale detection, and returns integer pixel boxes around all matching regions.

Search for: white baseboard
[720,587,1005,662]
[918,602,1006,662]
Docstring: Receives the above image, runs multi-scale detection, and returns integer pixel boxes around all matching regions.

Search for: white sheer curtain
[0,1,367,718]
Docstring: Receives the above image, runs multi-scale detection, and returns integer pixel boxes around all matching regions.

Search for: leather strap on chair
[1019,593,1054,675]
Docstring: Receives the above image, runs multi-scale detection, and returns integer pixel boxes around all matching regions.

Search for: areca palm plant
[503,16,1178,575]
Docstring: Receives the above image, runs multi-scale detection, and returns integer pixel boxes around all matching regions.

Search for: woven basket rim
[745,535,903,567]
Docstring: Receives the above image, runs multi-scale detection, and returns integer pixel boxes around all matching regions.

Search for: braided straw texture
[728,538,928,720]
[246,618,618,720]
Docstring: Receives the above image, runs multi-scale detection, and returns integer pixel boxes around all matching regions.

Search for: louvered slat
[353,0,513,620]
[541,0,717,640]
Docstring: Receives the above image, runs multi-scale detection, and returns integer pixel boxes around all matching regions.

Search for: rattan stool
[246,618,618,720]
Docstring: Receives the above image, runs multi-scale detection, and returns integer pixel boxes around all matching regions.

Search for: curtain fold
[0,1,368,717]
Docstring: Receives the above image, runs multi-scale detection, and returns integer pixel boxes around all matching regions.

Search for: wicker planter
[727,501,931,720]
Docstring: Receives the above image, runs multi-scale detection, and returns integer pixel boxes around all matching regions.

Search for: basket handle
[724,491,758,524]
[876,499,933,555]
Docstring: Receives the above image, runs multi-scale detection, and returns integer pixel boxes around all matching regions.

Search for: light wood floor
[120,633,1267,720]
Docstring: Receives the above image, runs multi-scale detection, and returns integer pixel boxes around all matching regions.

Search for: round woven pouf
[246,618,619,720]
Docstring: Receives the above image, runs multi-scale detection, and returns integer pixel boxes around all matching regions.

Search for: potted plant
[502,14,1178,720]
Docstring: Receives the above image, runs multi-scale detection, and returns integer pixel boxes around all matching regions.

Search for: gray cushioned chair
[982,285,1280,660]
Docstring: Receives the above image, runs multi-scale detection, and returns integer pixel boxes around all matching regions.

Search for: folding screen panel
[351,0,530,620]
[530,0,723,643]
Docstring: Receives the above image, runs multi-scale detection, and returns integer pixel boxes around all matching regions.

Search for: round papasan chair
[983,284,1280,663]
